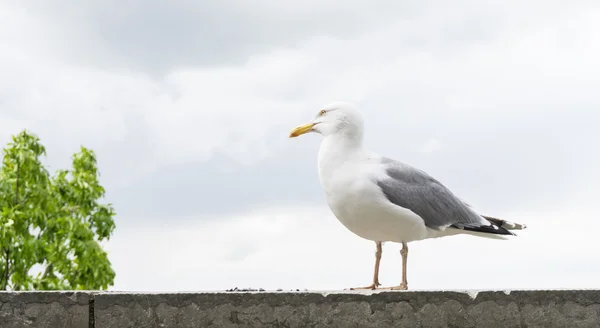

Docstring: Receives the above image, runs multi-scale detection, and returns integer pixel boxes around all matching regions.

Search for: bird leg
[349,241,382,290]
[396,241,409,290]
[380,241,409,291]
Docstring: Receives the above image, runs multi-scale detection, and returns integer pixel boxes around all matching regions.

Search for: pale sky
[1,0,599,291]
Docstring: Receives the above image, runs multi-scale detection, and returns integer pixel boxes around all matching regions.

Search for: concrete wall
[1,290,599,327]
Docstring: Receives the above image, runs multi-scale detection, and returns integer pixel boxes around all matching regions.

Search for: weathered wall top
[1,289,599,327]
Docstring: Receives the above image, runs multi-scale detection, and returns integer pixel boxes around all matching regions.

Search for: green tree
[0,130,116,290]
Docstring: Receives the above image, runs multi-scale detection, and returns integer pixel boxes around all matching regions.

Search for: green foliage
[0,130,116,290]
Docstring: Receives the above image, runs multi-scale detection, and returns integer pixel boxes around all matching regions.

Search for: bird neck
[321,131,363,156]
[331,128,364,148]
[317,133,364,187]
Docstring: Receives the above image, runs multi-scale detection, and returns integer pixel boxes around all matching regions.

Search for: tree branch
[2,159,21,290]
[14,160,20,205]
[1,248,9,290]
[42,263,54,280]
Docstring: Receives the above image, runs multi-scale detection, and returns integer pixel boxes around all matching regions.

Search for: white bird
[289,102,526,290]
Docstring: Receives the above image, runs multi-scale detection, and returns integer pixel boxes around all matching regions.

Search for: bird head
[289,101,364,138]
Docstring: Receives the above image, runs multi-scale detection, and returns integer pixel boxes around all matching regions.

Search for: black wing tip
[452,223,516,236]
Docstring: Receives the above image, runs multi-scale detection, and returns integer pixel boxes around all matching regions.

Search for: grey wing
[376,158,513,236]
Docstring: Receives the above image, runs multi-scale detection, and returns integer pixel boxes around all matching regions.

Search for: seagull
[289,102,526,290]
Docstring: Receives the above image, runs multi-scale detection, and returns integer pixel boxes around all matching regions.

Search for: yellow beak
[289,122,316,138]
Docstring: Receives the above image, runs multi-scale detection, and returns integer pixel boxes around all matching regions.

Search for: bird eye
[319,110,327,116]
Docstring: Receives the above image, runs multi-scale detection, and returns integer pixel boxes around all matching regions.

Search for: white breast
[317,140,430,243]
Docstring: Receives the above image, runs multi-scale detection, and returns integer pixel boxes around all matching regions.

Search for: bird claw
[347,283,381,291]
[379,283,408,291]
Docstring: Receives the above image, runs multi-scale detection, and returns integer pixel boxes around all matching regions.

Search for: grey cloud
[23,0,547,76]
[15,0,598,78]
[29,0,426,75]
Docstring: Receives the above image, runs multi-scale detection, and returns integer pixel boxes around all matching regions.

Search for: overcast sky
[1,0,599,292]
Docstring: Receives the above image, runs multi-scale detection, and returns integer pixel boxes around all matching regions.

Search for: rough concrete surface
[1,290,599,327]
[0,291,89,328]
[93,290,600,328]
